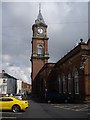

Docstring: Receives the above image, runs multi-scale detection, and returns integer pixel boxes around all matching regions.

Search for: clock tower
[31,7,49,84]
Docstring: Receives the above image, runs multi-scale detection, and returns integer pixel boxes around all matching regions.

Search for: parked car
[46,92,71,103]
[14,94,22,100]
[0,96,28,112]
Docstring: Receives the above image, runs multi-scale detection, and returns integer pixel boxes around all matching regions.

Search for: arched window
[62,75,66,93]
[68,73,72,94]
[74,70,79,94]
[38,45,43,55]
[58,75,62,93]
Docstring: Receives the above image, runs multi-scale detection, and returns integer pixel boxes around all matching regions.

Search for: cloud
[2,54,31,83]
[2,54,11,61]
[48,2,88,62]
[1,0,90,2]
[3,62,31,84]
[2,2,88,84]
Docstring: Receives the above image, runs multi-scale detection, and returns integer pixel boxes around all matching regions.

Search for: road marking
[77,106,88,111]
[53,105,88,111]
[0,117,16,119]
[54,105,71,110]
[0,112,22,114]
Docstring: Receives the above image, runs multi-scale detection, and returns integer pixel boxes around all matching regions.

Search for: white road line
[0,117,16,119]
[54,106,65,108]
[77,107,88,111]
[0,112,22,114]
[54,105,88,111]
[54,106,71,110]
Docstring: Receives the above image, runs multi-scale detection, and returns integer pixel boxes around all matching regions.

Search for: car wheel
[12,105,20,112]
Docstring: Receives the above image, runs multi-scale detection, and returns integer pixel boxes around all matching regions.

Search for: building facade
[0,70,17,95]
[31,8,49,93]
[17,79,22,94]
[32,63,55,100]
[47,39,90,103]
[88,2,90,39]
[0,71,32,96]
[31,7,90,103]
[32,39,90,103]
[22,81,32,95]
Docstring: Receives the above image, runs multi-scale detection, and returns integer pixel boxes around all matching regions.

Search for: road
[1,97,89,119]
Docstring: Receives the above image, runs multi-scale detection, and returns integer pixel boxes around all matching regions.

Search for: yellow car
[0,96,29,112]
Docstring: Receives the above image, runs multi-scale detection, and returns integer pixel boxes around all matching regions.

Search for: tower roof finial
[39,3,41,13]
[35,3,45,25]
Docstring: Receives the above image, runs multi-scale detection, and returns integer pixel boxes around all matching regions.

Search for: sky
[0,0,89,84]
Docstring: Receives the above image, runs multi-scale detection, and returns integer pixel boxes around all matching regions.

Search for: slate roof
[0,72,17,80]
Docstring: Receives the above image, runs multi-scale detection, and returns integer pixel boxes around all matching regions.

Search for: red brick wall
[31,25,49,81]
[32,59,45,80]
[47,41,90,103]
[84,56,90,101]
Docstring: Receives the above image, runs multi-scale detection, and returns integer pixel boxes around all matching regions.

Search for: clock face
[37,28,43,34]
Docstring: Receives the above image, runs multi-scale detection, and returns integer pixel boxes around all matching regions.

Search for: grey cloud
[2,2,88,83]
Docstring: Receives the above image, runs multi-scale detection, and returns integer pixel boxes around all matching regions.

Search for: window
[38,45,43,55]
[2,98,13,102]
[3,79,6,83]
[0,86,1,93]
[74,71,79,94]
[62,76,66,93]
[68,74,72,94]
[58,76,62,93]
[2,86,5,92]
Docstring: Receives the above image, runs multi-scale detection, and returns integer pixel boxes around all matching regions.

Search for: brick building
[47,39,90,103]
[22,81,32,95]
[88,2,90,39]
[31,8,49,93]
[32,63,55,100]
[31,6,90,103]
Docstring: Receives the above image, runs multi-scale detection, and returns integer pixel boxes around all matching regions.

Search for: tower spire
[35,3,45,25]
[39,3,41,13]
